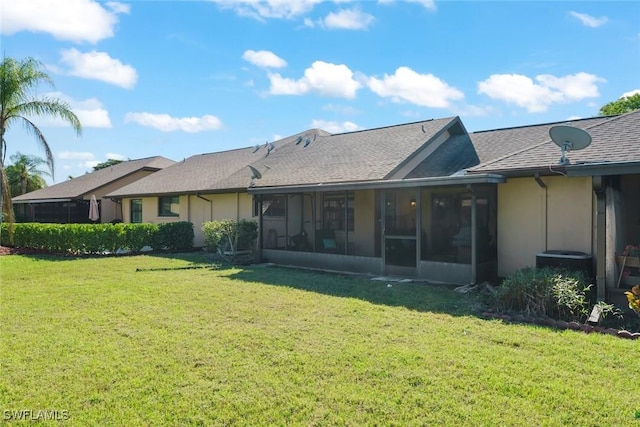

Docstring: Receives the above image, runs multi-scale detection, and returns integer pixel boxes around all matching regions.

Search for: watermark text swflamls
[3,409,70,421]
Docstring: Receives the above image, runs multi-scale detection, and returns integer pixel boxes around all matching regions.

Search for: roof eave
[248,174,506,195]
[565,161,640,177]
[107,187,248,199]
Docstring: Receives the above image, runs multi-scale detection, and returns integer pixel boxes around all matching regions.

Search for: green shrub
[153,221,194,251]
[124,223,158,252]
[0,222,192,254]
[491,266,592,321]
[202,219,258,254]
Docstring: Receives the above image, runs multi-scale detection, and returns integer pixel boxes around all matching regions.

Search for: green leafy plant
[592,300,623,324]
[491,266,592,321]
[153,221,194,251]
[0,222,193,254]
[202,219,258,255]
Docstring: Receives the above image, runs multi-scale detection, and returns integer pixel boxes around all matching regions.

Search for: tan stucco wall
[121,192,254,247]
[497,176,593,277]
[83,170,157,223]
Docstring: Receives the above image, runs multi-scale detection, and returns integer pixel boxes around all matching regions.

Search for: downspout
[196,193,213,222]
[593,176,606,301]
[284,194,289,250]
[380,190,386,275]
[258,195,263,261]
[344,191,348,255]
[534,173,548,251]
[187,194,191,223]
[467,185,477,285]
[415,189,422,271]
[236,192,240,222]
[312,193,317,252]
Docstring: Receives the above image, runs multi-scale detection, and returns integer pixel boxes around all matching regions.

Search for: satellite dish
[549,125,592,165]
[248,165,262,180]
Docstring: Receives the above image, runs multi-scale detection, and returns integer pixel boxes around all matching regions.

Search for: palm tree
[6,152,51,221]
[7,152,50,193]
[0,56,82,224]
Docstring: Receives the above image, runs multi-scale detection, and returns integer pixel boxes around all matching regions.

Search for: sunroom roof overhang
[565,161,640,177]
[247,173,506,195]
[12,198,73,204]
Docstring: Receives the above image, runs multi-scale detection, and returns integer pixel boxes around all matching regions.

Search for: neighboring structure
[105,110,639,303]
[12,156,175,223]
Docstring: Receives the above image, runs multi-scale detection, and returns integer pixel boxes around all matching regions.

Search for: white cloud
[566,115,583,121]
[378,0,436,11]
[311,119,360,133]
[106,1,130,14]
[477,72,604,112]
[621,89,640,98]
[0,0,128,43]
[105,153,127,160]
[82,160,101,169]
[269,61,362,98]
[322,104,359,115]
[124,113,223,133]
[242,50,287,68]
[570,11,607,28]
[453,104,495,117]
[58,151,96,161]
[60,48,138,89]
[34,92,112,128]
[209,0,323,20]
[367,67,464,108]
[322,9,375,30]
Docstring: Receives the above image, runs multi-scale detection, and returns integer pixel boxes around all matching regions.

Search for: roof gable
[245,117,459,189]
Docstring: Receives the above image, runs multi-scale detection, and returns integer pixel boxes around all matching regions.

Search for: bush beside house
[202,219,258,255]
[0,222,194,254]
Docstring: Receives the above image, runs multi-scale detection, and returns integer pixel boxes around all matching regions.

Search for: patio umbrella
[89,194,100,222]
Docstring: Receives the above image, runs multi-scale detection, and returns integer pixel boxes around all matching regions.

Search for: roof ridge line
[471,115,615,135]
[329,116,456,137]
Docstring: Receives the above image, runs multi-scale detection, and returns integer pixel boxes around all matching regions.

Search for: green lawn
[1,253,637,426]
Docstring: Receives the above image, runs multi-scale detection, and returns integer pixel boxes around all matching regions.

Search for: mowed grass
[1,253,638,426]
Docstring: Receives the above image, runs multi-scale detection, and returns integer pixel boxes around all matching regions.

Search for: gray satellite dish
[549,125,592,165]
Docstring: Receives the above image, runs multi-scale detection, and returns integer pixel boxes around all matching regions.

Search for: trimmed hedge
[0,221,194,255]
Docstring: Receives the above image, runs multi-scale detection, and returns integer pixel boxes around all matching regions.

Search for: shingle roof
[108,118,459,196]
[107,130,327,197]
[405,134,479,178]
[12,156,175,201]
[469,110,640,174]
[237,117,459,189]
[469,115,612,164]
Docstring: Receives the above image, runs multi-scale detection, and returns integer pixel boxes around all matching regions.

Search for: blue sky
[2,0,639,184]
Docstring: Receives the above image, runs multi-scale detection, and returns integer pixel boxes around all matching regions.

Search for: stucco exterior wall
[121,192,254,247]
[84,170,157,223]
[497,175,593,277]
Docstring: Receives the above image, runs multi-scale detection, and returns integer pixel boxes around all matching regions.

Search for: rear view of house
[104,110,640,304]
